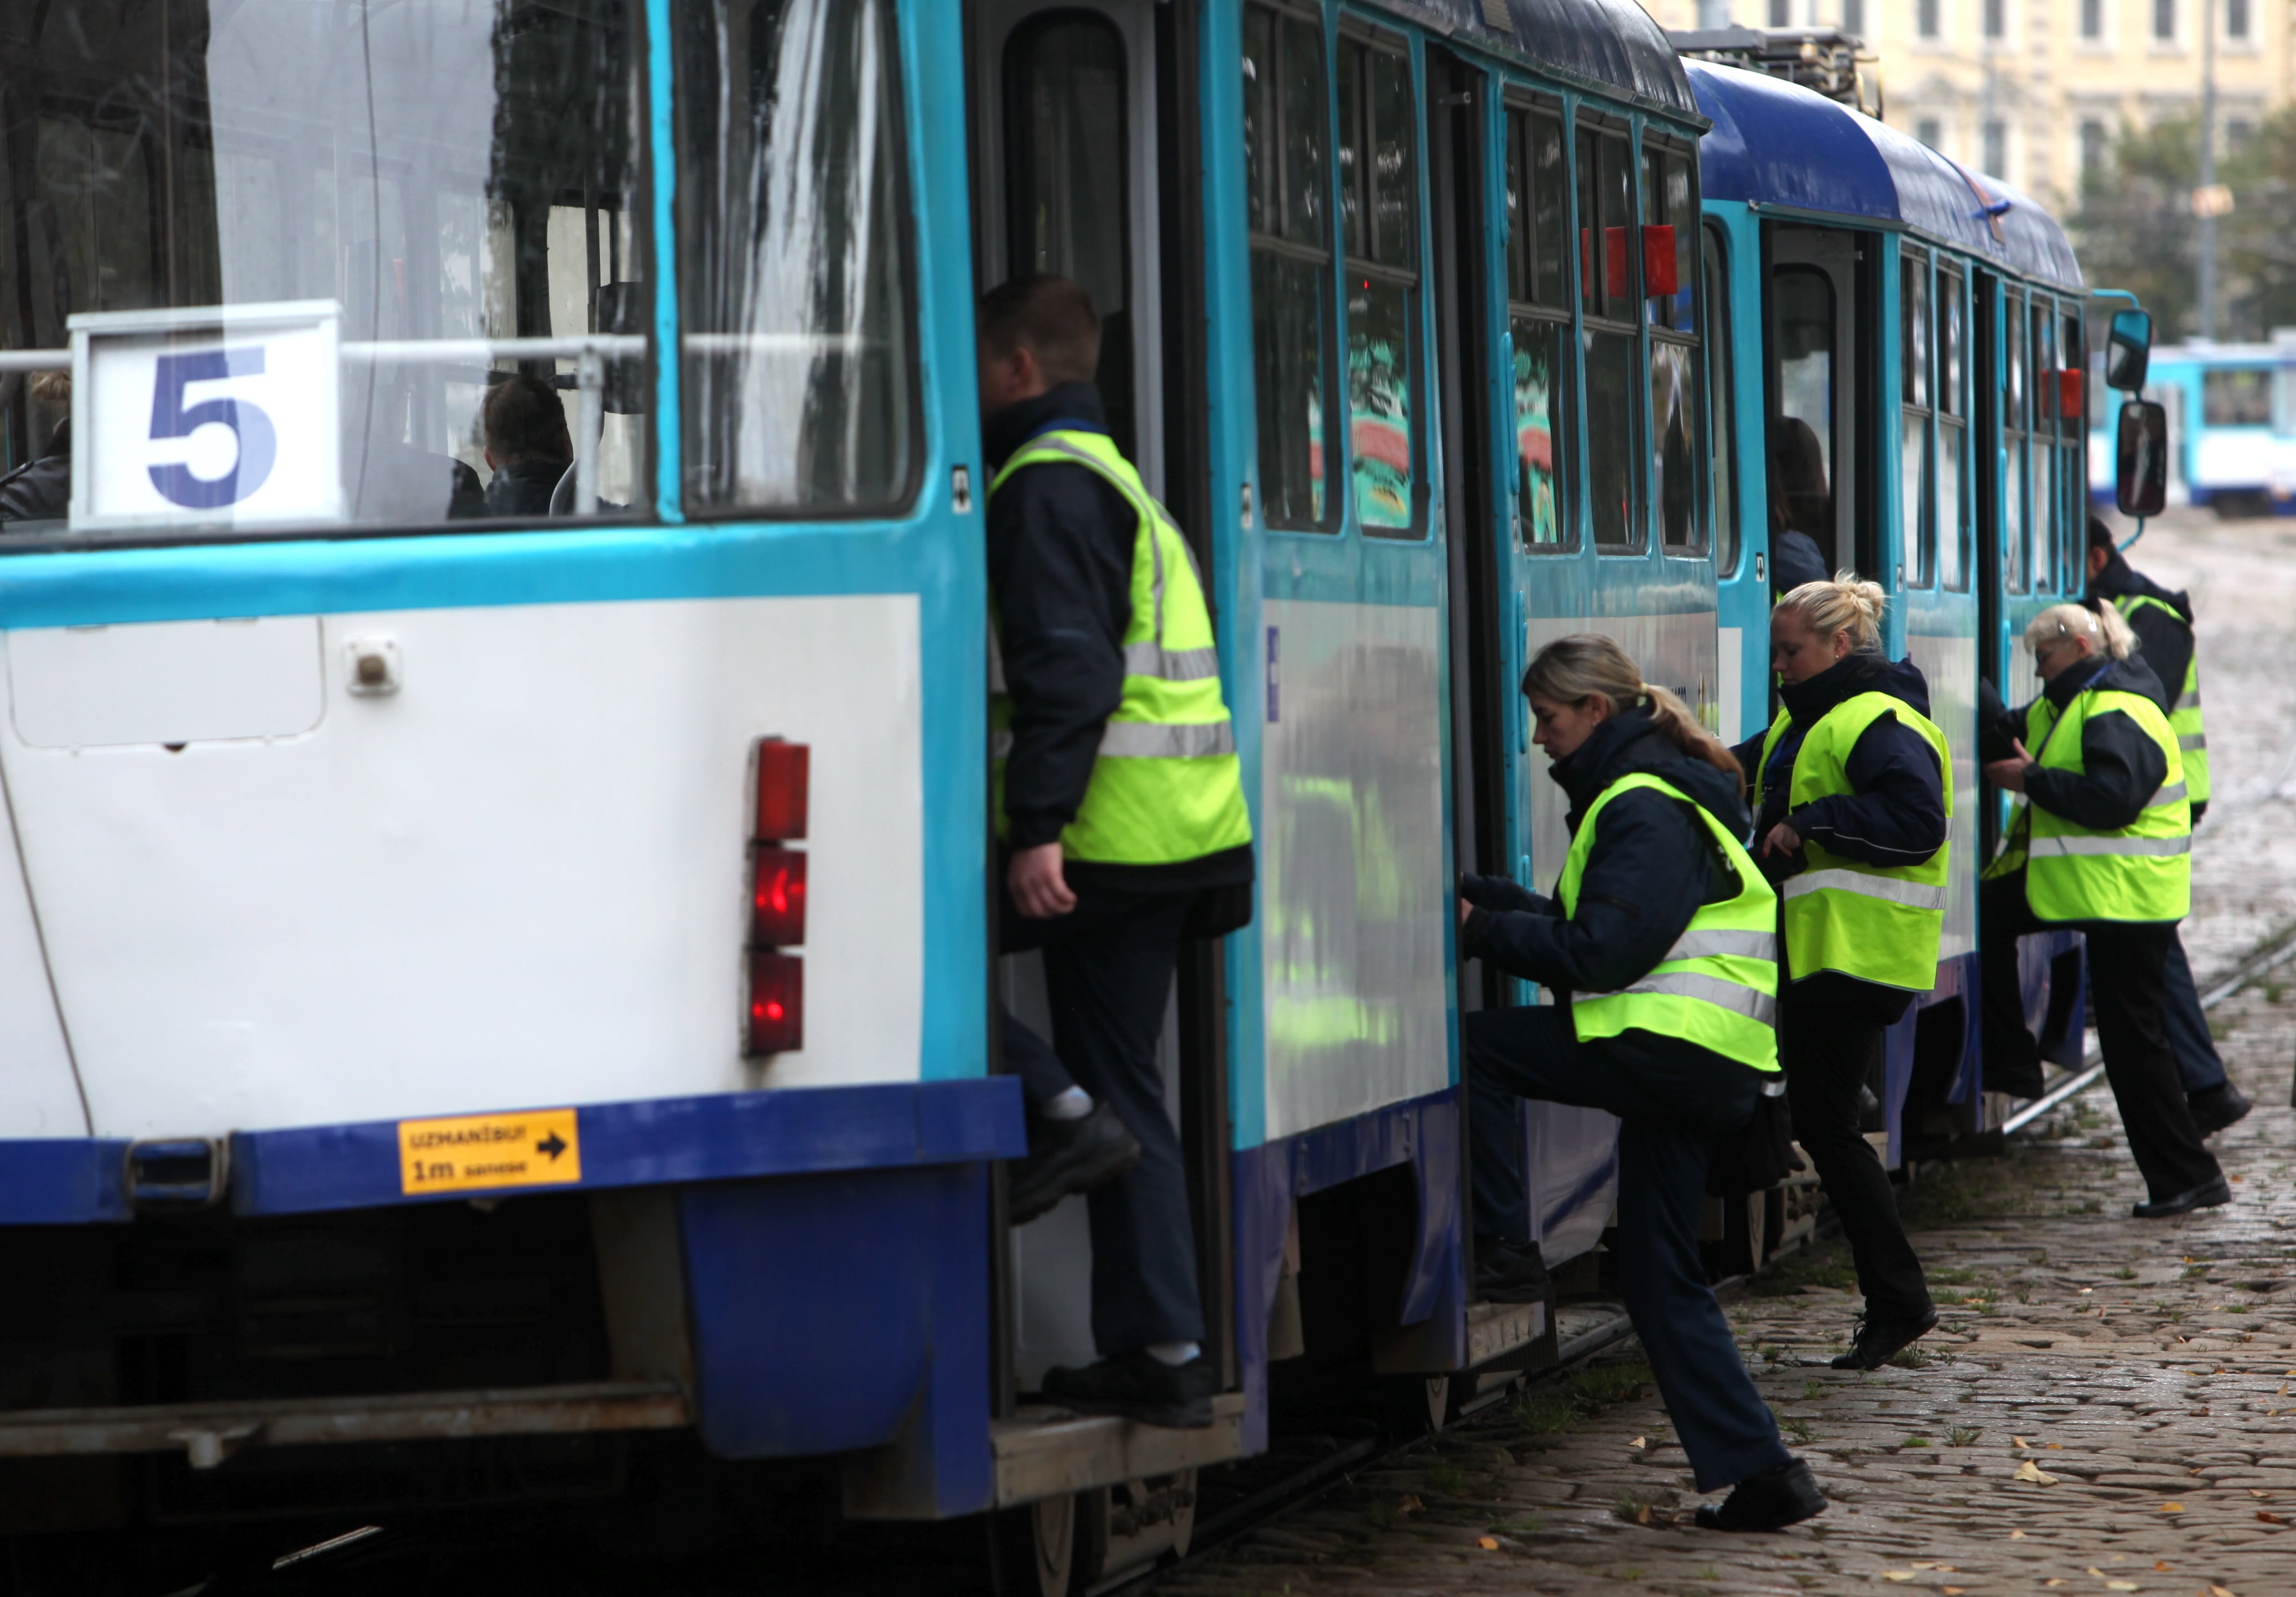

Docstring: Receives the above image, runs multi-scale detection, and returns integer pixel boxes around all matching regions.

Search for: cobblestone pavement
[1153,515,2296,1596]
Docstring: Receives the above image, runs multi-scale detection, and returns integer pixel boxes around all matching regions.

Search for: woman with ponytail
[1737,574,1950,1373]
[1456,634,1823,1533]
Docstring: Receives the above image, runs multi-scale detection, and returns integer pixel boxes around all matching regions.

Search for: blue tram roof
[1687,61,2082,290]
[1365,0,1700,122]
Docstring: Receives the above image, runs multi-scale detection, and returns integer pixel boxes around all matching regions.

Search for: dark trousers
[1978,877,2221,1200]
[1465,1007,1793,1492]
[1002,882,1203,1354]
[1780,992,1931,1323]
[2162,932,2229,1094]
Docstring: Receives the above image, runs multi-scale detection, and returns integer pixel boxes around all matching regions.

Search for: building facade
[1641,0,2295,210]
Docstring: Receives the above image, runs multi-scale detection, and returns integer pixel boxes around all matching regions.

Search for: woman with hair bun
[1736,573,1950,1372]
[1457,634,1823,1533]
[1979,603,2226,1217]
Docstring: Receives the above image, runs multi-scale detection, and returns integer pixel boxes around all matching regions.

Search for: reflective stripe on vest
[988,430,1254,866]
[2114,592,2211,804]
[2011,683,2192,923]
[1557,772,1780,1073]
[1755,691,1952,992]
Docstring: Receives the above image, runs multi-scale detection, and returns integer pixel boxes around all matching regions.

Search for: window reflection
[1513,317,1570,548]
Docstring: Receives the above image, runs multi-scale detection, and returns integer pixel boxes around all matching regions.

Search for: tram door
[1768,228,1876,581]
[969,1,1208,1396]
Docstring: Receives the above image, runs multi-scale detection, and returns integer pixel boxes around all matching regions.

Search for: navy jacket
[985,382,1250,892]
[1459,708,1751,998]
[0,420,69,528]
[2087,552,2194,718]
[2018,654,2173,834]
[1731,654,1950,887]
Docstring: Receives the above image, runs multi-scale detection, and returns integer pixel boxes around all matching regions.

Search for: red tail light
[755,740,811,841]
[751,845,808,946]
[747,950,804,1055]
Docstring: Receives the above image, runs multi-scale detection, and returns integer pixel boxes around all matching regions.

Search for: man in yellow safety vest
[979,275,1254,1429]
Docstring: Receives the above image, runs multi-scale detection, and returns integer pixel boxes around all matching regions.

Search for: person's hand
[1458,896,1472,928]
[1985,738,2034,794]
[1760,821,1802,858]
[1009,842,1077,918]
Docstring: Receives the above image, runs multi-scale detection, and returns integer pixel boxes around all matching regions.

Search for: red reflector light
[751,845,809,946]
[747,950,804,1055]
[755,740,810,841]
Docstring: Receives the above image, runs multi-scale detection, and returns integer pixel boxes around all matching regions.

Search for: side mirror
[2105,309,2153,392]
[2116,399,2169,517]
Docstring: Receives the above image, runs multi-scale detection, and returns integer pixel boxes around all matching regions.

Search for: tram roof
[1686,61,2083,290]
[1368,0,1701,122]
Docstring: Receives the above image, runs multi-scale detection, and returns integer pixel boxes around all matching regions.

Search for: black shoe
[1040,1350,1218,1429]
[1694,1459,1827,1532]
[2189,1081,2253,1139]
[1828,1307,1941,1371]
[1474,1237,1552,1304]
[1008,1101,1141,1225]
[2133,1176,2233,1218]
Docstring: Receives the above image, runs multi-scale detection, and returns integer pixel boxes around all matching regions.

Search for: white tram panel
[1903,630,1979,963]
[0,594,924,1138]
[1259,600,1449,1143]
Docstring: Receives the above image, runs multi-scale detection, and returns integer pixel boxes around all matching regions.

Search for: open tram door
[962,4,1241,1588]
[1765,226,1881,584]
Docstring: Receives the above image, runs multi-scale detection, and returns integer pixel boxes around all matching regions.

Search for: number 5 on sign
[69,300,342,532]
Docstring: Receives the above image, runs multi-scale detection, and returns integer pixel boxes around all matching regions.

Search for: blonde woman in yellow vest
[1978,603,2227,1219]
[978,276,1254,1428]
[1734,574,1950,1372]
[1456,636,1822,1532]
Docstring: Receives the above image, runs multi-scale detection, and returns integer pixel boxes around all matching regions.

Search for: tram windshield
[0,0,646,539]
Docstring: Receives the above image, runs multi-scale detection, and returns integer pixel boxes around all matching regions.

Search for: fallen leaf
[2089,1570,2107,1579]
[2157,1561,2173,1570]
[2106,1584,2137,1593]
[2016,1459,2060,1485]
[1399,1494,1422,1515]
[1635,1504,1651,1525]
[2259,1510,2287,1525]
[1476,1536,1498,1550]
[2251,1490,2271,1499]
[1882,1574,1916,1584]
[2164,1501,2188,1512]
[2214,1585,2241,1596]
[2014,1435,2030,1448]
[2011,1529,2028,1538]
[2041,1582,2064,1589]
[1945,1589,1965,1595]
[2048,1441,2064,1449]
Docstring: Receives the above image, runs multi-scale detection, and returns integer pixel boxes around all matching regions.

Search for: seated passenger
[1458,635,1822,1532]
[0,372,71,528]
[1767,418,1831,598]
[477,375,573,518]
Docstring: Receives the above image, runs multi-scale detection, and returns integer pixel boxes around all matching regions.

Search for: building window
[2081,0,2105,40]
[2227,0,2251,38]
[1983,0,2005,38]
[1982,117,2007,177]
[2153,0,2176,42]
[1917,0,1941,38]
[2228,117,2257,150]
[1915,116,1943,149]
[1843,0,1866,36]
[2080,118,2108,175]
[1768,0,1791,25]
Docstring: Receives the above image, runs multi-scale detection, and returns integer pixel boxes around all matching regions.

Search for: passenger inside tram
[1766,419,1832,595]
[0,373,70,530]
[474,377,576,520]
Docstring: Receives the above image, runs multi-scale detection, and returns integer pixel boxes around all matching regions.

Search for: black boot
[1985,1049,2046,1101]
[1829,1307,1940,1371]
[2188,1081,2252,1139]
[1695,1459,1827,1532]
[1008,1101,1141,1225]
[1474,1237,1552,1304]
[1040,1350,1218,1429]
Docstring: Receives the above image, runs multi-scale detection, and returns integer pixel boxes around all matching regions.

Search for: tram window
[1703,226,1739,575]
[1338,33,1422,536]
[1644,148,1696,337]
[1936,265,1969,591]
[0,0,648,539]
[2033,300,2061,590]
[1505,105,1575,552]
[2204,368,2272,426]
[1243,4,1339,531]
[2002,287,2028,592]
[1644,141,1700,550]
[677,0,918,514]
[1900,248,1935,586]
[1006,14,1134,460]
[1770,267,1834,556]
[1580,122,1643,550]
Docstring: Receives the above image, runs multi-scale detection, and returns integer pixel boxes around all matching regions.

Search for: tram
[0,0,2151,1586]
[2134,340,2292,517]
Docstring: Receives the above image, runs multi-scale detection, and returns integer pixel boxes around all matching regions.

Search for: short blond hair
[1774,570,1887,655]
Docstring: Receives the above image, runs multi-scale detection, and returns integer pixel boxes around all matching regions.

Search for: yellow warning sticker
[397,1108,581,1195]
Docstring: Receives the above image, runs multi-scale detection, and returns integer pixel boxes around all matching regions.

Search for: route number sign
[69,299,342,532]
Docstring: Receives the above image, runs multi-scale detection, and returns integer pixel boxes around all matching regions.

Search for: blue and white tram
[2138,341,2292,517]
[1691,63,2097,1169]
[0,0,2136,1578]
